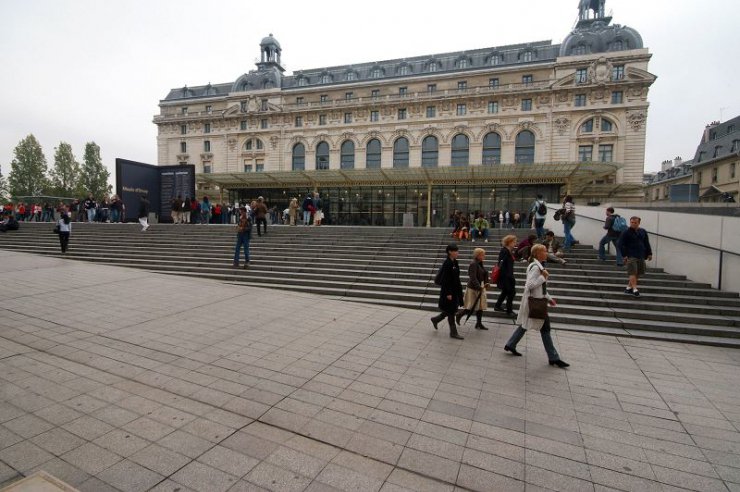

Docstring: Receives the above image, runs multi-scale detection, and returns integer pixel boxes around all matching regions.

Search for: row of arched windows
[291,131,536,170]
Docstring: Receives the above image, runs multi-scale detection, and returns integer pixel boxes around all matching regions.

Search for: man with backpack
[598,207,625,267]
[530,194,547,239]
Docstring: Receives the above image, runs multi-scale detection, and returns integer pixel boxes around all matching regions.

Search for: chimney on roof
[674,156,682,167]
[661,160,672,172]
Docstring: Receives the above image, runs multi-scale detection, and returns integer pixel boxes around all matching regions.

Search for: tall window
[366,139,381,168]
[575,94,586,107]
[428,62,438,72]
[598,144,613,162]
[458,81,467,91]
[421,136,438,168]
[601,119,614,132]
[316,141,330,170]
[515,131,535,164]
[180,125,187,135]
[204,123,211,134]
[456,104,467,116]
[611,91,623,104]
[578,145,593,162]
[713,146,723,158]
[522,75,533,85]
[731,162,736,179]
[319,114,327,125]
[712,168,718,183]
[426,106,436,118]
[451,134,469,167]
[398,65,409,76]
[399,87,407,96]
[427,84,436,93]
[482,133,501,165]
[457,58,468,69]
[489,78,499,88]
[261,99,268,111]
[295,116,303,127]
[521,99,532,111]
[575,68,588,84]
[371,89,380,99]
[203,140,210,152]
[490,54,501,66]
[260,119,268,129]
[344,112,352,123]
[398,108,407,120]
[240,120,247,130]
[393,137,409,168]
[612,65,625,80]
[487,101,499,114]
[370,111,379,122]
[292,143,305,171]
[340,140,355,169]
[522,51,533,62]
[180,142,187,153]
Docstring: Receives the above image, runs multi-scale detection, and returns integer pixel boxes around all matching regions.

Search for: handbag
[528,297,548,319]
[53,225,60,234]
[491,265,501,283]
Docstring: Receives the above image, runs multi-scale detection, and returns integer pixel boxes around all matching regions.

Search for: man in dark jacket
[254,197,268,236]
[430,243,465,339]
[617,216,652,297]
[138,194,150,232]
[0,211,19,232]
[598,207,624,266]
[301,194,313,226]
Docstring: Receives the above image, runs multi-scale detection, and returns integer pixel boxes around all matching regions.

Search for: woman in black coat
[494,234,517,316]
[431,243,465,340]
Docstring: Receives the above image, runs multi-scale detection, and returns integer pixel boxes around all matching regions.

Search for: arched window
[393,137,409,168]
[316,141,330,170]
[601,118,614,132]
[340,140,355,169]
[366,139,381,169]
[580,119,594,133]
[421,136,438,168]
[482,132,502,165]
[515,131,535,164]
[292,143,305,171]
[256,139,263,150]
[451,134,469,167]
[245,140,252,150]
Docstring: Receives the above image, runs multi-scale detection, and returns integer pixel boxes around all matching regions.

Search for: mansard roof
[693,115,740,167]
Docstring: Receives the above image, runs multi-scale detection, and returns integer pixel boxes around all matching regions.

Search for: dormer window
[489,54,502,66]
[398,65,410,76]
[370,67,383,78]
[714,146,723,158]
[457,58,469,69]
[320,73,332,84]
[610,40,624,51]
[521,50,534,62]
[426,61,439,72]
[345,71,357,81]
[573,45,588,55]
[297,77,308,87]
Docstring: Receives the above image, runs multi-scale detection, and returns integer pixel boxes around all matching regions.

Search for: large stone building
[645,116,739,203]
[154,0,654,226]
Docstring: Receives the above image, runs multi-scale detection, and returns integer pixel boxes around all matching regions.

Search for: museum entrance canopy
[197,161,621,190]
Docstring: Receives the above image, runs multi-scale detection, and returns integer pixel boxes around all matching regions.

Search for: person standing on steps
[561,195,577,252]
[494,235,517,316]
[617,216,652,298]
[531,194,547,239]
[455,248,490,330]
[138,194,150,232]
[288,197,298,226]
[598,207,625,267]
[232,206,252,269]
[430,243,465,340]
[57,205,71,253]
[254,196,268,236]
[504,244,569,368]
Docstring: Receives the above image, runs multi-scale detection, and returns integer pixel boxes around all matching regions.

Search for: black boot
[475,311,488,330]
[455,309,468,325]
[431,313,445,330]
[448,316,464,340]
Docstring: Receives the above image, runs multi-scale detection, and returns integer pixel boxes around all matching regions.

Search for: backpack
[537,201,547,216]
[612,214,627,232]
[434,266,443,286]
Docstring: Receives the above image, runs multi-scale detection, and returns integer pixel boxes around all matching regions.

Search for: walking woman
[455,248,490,330]
[494,235,517,316]
[57,205,72,253]
[431,243,465,340]
[504,244,569,368]
[562,195,576,252]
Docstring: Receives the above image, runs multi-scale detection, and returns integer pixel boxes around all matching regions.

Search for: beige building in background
[153,0,655,225]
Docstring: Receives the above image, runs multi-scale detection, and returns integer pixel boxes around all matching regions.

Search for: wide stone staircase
[2,222,740,347]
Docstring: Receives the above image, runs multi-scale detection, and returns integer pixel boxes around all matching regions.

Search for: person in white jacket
[503,244,569,368]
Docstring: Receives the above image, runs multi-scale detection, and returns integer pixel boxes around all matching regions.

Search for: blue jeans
[233,233,250,265]
[534,218,545,238]
[505,317,560,362]
[470,228,489,241]
[303,210,310,225]
[563,220,575,250]
[111,209,120,223]
[87,209,96,222]
[598,235,623,265]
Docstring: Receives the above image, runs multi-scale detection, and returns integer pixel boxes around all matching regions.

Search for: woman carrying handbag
[503,244,569,368]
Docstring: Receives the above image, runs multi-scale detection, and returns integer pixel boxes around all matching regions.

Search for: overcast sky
[1,0,738,188]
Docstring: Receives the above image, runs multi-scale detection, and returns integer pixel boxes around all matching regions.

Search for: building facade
[154,0,655,226]
[645,117,739,203]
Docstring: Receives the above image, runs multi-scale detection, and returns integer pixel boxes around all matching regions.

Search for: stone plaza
[2,250,740,491]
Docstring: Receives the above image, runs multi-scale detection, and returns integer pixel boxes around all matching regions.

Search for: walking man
[232,206,252,268]
[598,207,625,266]
[138,194,150,232]
[617,216,652,297]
